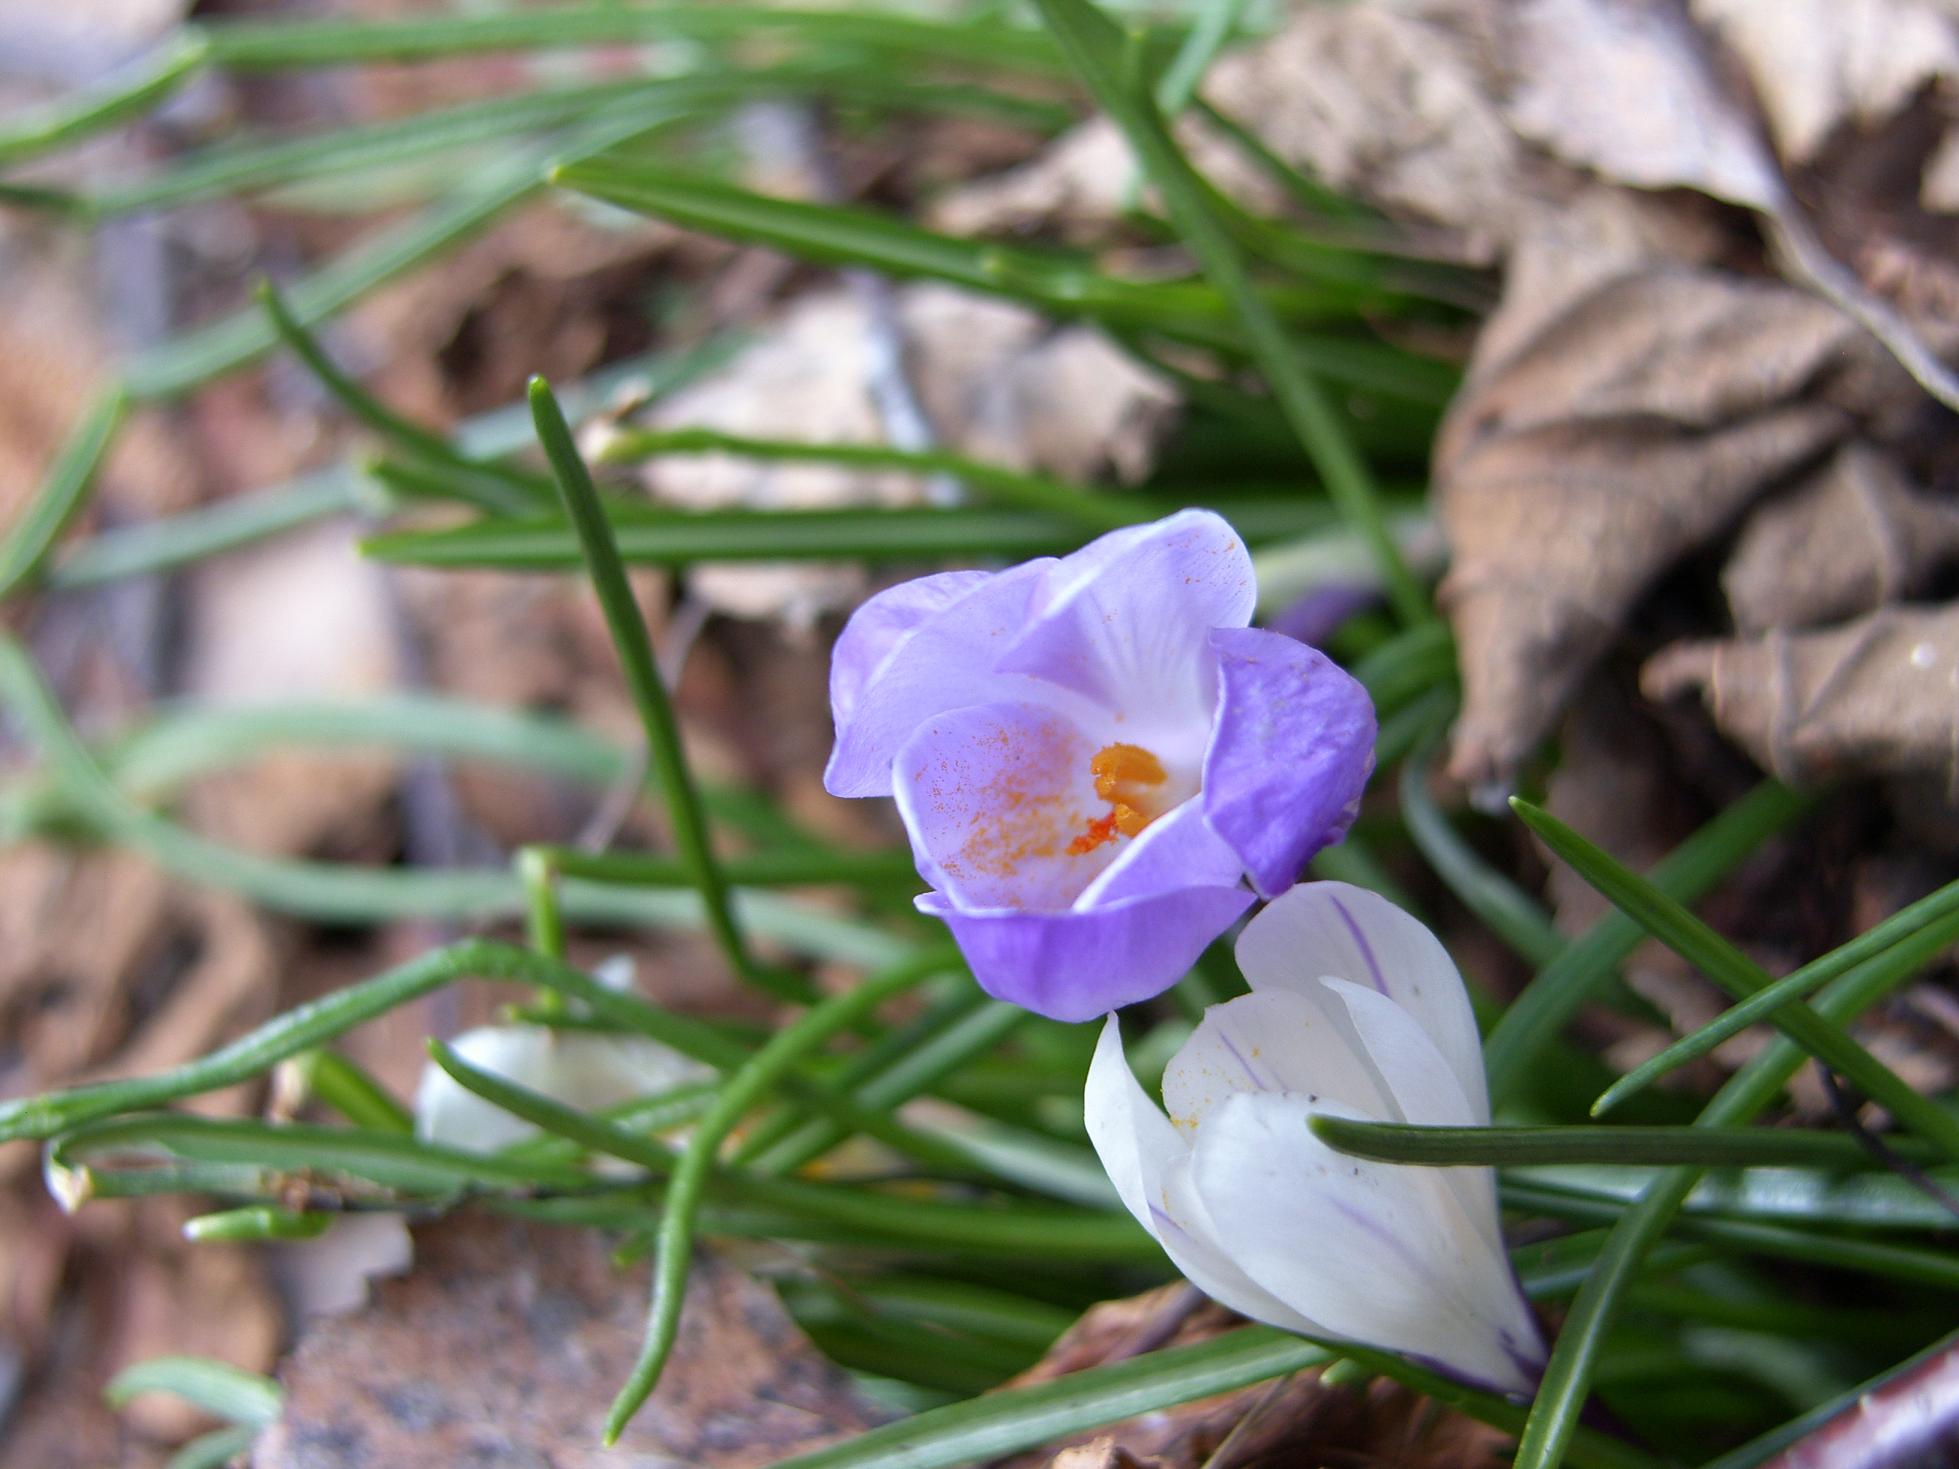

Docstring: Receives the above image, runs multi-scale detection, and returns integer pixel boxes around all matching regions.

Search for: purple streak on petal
[1201,627,1377,899]
[1328,892,1389,996]
[917,884,1254,1022]
[825,559,1062,799]
[1218,1030,1275,1091]
[997,510,1253,733]
[1330,1196,1439,1289]
[828,569,992,727]
[1329,1195,1544,1393]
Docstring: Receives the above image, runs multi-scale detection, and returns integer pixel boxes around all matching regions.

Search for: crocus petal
[414,1026,710,1152]
[829,568,993,727]
[997,510,1254,748]
[1189,1090,1545,1395]
[1235,883,1488,1123]
[1159,987,1395,1133]
[1084,1017,1319,1334]
[825,560,1071,798]
[892,700,1116,910]
[1075,797,1244,907]
[917,883,1253,1022]
[1315,976,1504,1256]
[1084,1015,1191,1229]
[1201,628,1376,899]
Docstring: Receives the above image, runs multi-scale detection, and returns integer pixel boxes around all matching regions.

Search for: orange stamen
[1071,743,1168,854]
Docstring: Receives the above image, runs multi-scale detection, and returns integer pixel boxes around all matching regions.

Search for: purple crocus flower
[823,510,1376,1020]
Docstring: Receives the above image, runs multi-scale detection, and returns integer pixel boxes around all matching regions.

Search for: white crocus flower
[1084,881,1546,1395]
[415,1026,711,1153]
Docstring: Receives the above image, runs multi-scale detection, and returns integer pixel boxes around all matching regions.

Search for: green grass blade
[1154,0,1252,115]
[168,1425,260,1469]
[86,69,1064,219]
[1399,738,1564,969]
[1510,890,1959,1469]
[122,103,670,402]
[1508,1164,1959,1233]
[767,1327,1327,1469]
[182,1205,334,1243]
[0,938,755,1146]
[550,158,1379,335]
[1027,0,1427,625]
[1310,1117,1944,1170]
[1482,782,1812,1106]
[530,376,795,1001]
[106,1356,281,1428]
[201,6,1068,74]
[0,634,901,960]
[0,34,207,165]
[532,843,917,892]
[604,947,952,1443]
[48,470,358,587]
[284,1049,413,1133]
[359,498,1355,571]
[1514,797,1959,1160]
[54,1111,595,1197]
[1597,874,1959,1114]
[259,282,546,513]
[594,427,1135,530]
[0,387,127,600]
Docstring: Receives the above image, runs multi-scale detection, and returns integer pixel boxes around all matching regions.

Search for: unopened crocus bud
[1084,881,1545,1395]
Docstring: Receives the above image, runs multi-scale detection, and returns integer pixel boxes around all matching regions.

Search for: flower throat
[1070,743,1169,854]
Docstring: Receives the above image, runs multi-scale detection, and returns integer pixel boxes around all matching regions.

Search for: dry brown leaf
[1692,0,1959,166]
[1438,265,1894,788]
[181,522,403,859]
[1922,125,1959,213]
[1645,604,1959,789]
[1508,0,1781,210]
[1046,1442,1166,1469]
[255,1215,890,1469]
[1723,444,1959,632]
[629,283,1174,623]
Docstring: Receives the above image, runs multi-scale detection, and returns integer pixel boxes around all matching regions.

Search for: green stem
[1482,782,1813,1104]
[1311,1117,1946,1170]
[258,282,545,514]
[594,427,1134,530]
[0,387,127,600]
[284,1049,413,1133]
[1596,874,1959,1114]
[0,939,744,1145]
[1515,797,1959,1160]
[528,377,801,1003]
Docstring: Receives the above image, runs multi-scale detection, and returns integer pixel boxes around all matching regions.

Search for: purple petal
[891,700,1116,910]
[917,885,1253,1022]
[997,510,1254,741]
[829,569,993,727]
[825,560,1066,798]
[1076,798,1242,906]
[1201,627,1376,898]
